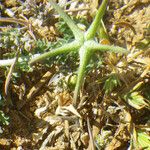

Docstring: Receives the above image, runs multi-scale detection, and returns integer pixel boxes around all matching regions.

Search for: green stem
[85,0,108,40]
[29,41,79,65]
[0,54,40,67]
[0,58,15,66]
[73,46,91,106]
[49,0,84,41]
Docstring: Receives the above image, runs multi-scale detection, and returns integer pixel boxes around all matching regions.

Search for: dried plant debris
[0,0,150,149]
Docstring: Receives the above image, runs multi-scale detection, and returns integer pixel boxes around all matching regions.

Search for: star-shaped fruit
[24,0,128,106]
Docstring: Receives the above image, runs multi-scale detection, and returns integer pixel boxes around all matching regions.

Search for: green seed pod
[68,74,77,90]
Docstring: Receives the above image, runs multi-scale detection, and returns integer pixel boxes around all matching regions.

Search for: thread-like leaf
[49,0,84,40]
[85,0,108,40]
[73,46,91,106]
[29,41,79,65]
[85,40,128,54]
